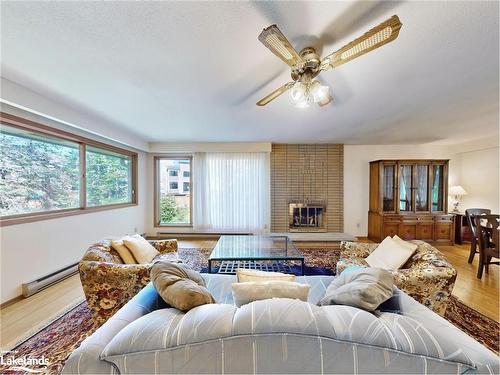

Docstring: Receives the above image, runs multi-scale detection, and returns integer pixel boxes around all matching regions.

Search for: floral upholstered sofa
[336,240,456,315]
[79,238,178,326]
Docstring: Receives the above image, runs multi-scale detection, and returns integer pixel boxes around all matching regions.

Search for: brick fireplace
[271,144,343,233]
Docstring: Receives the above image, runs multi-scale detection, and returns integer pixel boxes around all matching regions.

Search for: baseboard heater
[22,262,79,297]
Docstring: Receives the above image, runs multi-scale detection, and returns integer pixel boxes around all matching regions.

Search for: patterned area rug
[3,247,498,374]
[1,302,94,375]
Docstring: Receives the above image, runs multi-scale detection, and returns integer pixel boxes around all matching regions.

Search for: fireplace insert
[289,202,326,232]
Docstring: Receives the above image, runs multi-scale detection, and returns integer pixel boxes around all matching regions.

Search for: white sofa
[63,275,499,374]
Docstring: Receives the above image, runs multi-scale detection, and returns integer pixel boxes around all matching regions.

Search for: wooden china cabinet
[368,160,454,245]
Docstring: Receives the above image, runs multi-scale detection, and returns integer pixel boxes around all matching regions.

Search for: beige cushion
[110,239,137,264]
[319,267,394,311]
[365,236,415,270]
[236,269,296,283]
[151,261,215,311]
[123,234,159,264]
[392,235,418,252]
[231,281,310,307]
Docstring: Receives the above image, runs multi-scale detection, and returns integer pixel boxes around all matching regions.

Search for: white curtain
[193,152,270,233]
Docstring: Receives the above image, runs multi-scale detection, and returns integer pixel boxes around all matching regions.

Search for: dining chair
[465,208,491,263]
[475,214,499,279]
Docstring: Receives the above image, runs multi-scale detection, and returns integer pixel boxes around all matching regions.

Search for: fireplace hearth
[289,202,326,232]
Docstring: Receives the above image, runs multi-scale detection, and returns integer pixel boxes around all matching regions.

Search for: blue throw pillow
[377,294,401,314]
[340,265,367,275]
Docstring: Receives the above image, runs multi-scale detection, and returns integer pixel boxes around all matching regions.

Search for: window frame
[154,155,193,227]
[0,112,138,227]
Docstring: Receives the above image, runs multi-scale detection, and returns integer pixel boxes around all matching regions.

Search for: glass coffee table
[208,235,305,275]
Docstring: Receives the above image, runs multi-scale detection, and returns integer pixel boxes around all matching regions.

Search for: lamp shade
[449,185,467,196]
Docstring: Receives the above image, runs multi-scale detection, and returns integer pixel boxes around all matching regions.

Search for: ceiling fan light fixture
[289,82,308,104]
[295,95,312,108]
[310,80,330,103]
[256,16,402,108]
[317,93,333,107]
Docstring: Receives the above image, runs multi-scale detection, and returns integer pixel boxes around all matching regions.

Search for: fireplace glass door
[289,204,324,231]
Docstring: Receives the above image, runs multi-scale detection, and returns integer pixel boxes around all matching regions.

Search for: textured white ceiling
[1,1,498,144]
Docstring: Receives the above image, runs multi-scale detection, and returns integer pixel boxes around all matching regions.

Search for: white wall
[343,145,461,237]
[459,147,499,213]
[0,152,147,303]
[149,142,271,153]
[0,81,149,303]
[1,78,148,151]
[343,144,499,237]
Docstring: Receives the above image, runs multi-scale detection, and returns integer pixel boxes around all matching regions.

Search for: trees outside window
[86,146,132,207]
[0,128,80,215]
[0,116,137,225]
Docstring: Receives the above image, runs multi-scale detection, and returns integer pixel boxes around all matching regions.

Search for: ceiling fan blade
[320,15,402,70]
[258,25,304,67]
[256,82,294,106]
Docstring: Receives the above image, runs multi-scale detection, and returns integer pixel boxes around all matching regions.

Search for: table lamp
[449,185,467,213]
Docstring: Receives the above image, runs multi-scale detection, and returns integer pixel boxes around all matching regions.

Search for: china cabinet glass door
[399,164,413,212]
[431,164,445,212]
[382,164,396,212]
[415,164,429,211]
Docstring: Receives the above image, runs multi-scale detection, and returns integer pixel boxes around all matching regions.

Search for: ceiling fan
[256,15,402,108]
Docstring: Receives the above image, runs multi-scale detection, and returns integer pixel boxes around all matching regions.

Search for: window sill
[155,223,193,228]
[0,203,138,227]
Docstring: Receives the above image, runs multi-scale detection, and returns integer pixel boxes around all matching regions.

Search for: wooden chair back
[466,208,491,238]
[475,214,499,256]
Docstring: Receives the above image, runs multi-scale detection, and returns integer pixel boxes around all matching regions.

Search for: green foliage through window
[0,128,80,216]
[160,195,189,224]
[0,123,136,218]
[86,147,132,207]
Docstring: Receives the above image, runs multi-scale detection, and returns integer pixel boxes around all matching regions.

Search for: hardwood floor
[0,273,84,350]
[436,243,499,321]
[1,239,498,351]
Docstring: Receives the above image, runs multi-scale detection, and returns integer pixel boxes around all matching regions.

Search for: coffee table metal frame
[208,235,305,276]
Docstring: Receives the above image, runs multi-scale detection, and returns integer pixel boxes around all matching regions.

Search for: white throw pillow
[123,234,159,264]
[236,269,296,283]
[231,281,310,307]
[110,239,137,264]
[365,236,415,270]
[319,267,394,311]
[392,235,418,252]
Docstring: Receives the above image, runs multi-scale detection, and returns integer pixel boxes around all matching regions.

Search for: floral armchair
[79,238,178,326]
[337,240,457,315]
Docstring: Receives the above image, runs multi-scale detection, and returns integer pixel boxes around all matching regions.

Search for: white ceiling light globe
[289,82,307,104]
[295,92,312,108]
[310,81,330,103]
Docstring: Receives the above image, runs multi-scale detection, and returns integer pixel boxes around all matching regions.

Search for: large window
[86,146,133,207]
[0,126,80,216]
[155,157,191,226]
[0,113,137,226]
